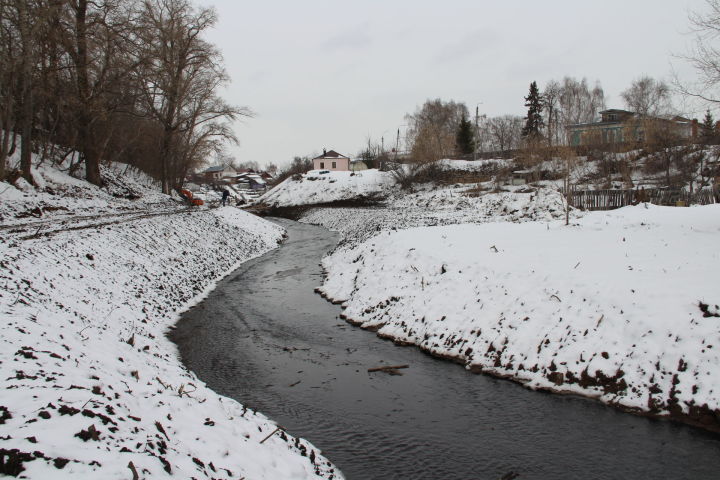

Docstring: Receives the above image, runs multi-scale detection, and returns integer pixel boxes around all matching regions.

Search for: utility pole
[474,103,482,161]
[395,128,400,160]
[474,106,478,161]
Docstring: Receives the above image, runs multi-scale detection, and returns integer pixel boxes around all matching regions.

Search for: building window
[320,162,324,169]
[332,161,336,168]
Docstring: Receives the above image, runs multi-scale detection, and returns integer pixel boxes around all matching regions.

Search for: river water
[170,218,720,480]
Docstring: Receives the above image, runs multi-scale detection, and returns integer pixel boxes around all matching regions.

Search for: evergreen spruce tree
[521,81,544,139]
[455,115,476,154]
[700,109,716,145]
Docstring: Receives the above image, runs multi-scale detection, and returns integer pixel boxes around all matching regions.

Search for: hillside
[256,169,395,208]
[0,161,341,479]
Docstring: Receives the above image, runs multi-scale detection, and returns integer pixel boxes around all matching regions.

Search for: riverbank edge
[0,208,342,479]
[312,279,720,434]
[291,204,720,438]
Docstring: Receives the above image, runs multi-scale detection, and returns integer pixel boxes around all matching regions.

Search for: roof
[237,172,266,184]
[599,109,634,115]
[567,113,695,129]
[312,150,349,160]
[203,165,235,173]
[566,120,625,129]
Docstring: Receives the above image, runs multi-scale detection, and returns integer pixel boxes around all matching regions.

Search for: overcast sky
[197,0,708,168]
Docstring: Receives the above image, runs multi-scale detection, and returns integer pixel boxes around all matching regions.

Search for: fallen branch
[156,376,170,390]
[128,461,139,480]
[259,426,282,444]
[368,365,409,375]
[178,383,196,397]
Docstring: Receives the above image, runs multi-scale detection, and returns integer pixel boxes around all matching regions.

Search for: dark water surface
[171,218,720,480]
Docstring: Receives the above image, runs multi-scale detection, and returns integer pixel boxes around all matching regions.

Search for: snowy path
[0,206,193,240]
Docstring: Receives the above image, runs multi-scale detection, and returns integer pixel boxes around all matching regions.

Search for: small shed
[511,170,533,185]
[350,160,368,172]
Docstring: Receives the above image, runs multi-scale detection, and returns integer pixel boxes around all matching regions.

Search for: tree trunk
[74,0,101,186]
[0,93,13,181]
[79,114,102,185]
[160,128,172,194]
[19,63,34,185]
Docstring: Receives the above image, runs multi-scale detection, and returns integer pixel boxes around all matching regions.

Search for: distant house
[312,149,351,171]
[203,165,237,182]
[236,172,267,191]
[566,109,697,147]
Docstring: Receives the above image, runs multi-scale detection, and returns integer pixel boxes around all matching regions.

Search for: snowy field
[315,204,720,429]
[0,163,341,478]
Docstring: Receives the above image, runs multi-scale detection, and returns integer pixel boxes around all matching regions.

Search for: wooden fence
[565,187,718,211]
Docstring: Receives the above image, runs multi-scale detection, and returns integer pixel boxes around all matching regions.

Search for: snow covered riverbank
[307,203,720,431]
[0,165,341,478]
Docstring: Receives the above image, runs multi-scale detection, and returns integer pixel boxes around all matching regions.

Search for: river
[170,218,720,480]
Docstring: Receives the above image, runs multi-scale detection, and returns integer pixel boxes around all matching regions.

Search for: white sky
[197,0,709,168]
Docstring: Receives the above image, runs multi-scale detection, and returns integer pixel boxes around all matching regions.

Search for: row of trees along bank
[0,0,248,192]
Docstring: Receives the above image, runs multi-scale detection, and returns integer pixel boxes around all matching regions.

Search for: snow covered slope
[0,160,180,225]
[0,166,341,477]
[317,204,720,430]
[301,187,568,247]
[257,169,394,207]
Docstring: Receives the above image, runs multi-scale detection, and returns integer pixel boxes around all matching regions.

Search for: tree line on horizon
[0,0,246,193]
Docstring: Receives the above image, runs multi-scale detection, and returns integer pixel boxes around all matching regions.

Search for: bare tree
[0,0,247,191]
[137,0,251,193]
[621,76,673,116]
[556,146,579,225]
[643,118,691,187]
[0,0,49,183]
[60,0,142,186]
[356,136,384,169]
[677,0,720,104]
[486,115,523,152]
[543,80,562,147]
[0,0,23,180]
[556,76,606,143]
[405,98,468,163]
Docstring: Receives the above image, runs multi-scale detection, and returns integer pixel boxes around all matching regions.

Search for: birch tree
[621,76,673,117]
